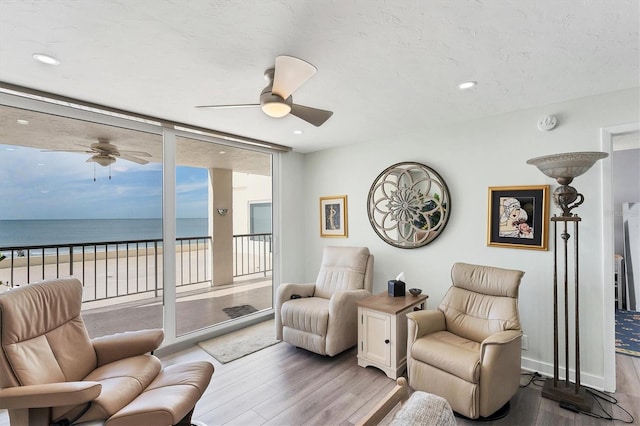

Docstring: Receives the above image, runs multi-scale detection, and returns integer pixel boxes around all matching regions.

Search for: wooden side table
[357,291,428,379]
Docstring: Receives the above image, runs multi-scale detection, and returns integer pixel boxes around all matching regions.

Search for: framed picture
[320,195,348,237]
[487,185,549,250]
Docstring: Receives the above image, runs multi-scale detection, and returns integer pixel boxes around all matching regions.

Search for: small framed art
[320,195,348,238]
[487,185,549,250]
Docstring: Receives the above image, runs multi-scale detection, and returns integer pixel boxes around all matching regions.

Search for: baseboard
[521,356,605,391]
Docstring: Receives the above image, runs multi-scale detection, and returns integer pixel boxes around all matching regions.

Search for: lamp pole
[527,152,608,413]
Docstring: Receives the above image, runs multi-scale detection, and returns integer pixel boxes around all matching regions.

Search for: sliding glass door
[174,134,273,336]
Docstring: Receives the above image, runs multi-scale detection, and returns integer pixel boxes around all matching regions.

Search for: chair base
[175,408,194,426]
[453,401,511,422]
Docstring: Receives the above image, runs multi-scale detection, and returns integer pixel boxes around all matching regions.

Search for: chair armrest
[406,310,446,342]
[276,283,316,303]
[481,330,522,348]
[479,330,522,410]
[480,330,522,364]
[275,282,316,340]
[324,289,371,356]
[329,289,371,313]
[0,381,101,409]
[92,329,164,366]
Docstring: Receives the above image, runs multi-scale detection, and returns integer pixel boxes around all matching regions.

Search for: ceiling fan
[196,55,333,127]
[43,139,151,167]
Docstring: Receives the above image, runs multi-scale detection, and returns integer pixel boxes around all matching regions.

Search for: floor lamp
[526,151,608,413]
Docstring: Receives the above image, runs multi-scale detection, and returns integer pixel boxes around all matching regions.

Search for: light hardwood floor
[2,342,638,425]
[166,343,640,426]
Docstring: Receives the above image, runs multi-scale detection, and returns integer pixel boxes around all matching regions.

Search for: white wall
[279,88,639,390]
[278,150,307,283]
[232,172,272,235]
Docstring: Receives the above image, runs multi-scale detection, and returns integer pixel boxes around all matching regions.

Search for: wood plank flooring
[166,343,640,426]
[1,342,639,425]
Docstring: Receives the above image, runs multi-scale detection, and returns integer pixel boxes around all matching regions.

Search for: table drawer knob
[385,339,390,344]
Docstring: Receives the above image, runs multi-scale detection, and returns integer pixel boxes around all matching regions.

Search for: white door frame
[600,122,640,392]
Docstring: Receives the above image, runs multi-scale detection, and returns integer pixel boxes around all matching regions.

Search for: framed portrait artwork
[487,185,549,250]
[320,195,348,238]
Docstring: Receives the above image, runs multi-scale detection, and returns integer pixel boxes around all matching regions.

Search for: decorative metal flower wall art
[367,162,451,248]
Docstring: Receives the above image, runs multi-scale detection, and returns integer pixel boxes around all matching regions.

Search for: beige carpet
[198,319,280,364]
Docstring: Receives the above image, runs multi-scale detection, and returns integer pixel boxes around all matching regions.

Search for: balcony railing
[233,233,273,278]
[0,233,272,304]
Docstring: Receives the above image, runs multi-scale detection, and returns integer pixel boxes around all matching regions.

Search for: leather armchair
[406,262,524,419]
[276,246,374,356]
[0,278,214,426]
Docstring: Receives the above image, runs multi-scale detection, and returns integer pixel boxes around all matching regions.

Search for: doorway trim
[601,122,640,392]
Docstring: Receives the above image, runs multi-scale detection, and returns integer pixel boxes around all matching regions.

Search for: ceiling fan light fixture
[200,56,332,126]
[93,155,116,167]
[261,101,291,118]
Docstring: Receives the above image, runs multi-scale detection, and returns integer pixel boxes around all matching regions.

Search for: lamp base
[542,379,593,413]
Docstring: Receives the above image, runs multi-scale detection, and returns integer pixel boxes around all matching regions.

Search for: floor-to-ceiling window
[0,93,277,343]
[0,103,165,337]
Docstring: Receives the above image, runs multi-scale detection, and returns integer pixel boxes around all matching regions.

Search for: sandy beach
[0,246,273,338]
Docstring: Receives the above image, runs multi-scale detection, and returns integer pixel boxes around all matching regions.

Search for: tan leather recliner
[275,246,374,356]
[0,278,214,426]
[406,262,524,419]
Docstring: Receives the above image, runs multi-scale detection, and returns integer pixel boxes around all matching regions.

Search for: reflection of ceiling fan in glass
[43,139,151,167]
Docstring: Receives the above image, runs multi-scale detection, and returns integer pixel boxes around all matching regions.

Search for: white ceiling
[0,1,638,153]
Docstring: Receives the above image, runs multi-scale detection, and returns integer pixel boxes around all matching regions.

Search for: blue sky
[0,144,209,219]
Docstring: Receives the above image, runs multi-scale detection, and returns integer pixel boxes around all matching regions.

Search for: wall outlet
[521,334,529,351]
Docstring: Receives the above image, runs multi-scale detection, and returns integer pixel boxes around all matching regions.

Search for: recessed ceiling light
[32,53,60,65]
[293,130,303,135]
[16,119,29,125]
[219,151,226,154]
[458,81,477,90]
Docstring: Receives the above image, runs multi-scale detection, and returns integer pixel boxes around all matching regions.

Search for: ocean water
[0,218,208,247]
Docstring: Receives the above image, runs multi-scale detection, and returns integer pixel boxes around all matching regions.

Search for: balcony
[0,233,273,338]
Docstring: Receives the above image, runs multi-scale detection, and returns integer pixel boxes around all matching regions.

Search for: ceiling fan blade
[120,155,149,165]
[42,149,92,153]
[272,56,317,99]
[289,104,333,127]
[195,104,259,109]
[118,149,152,157]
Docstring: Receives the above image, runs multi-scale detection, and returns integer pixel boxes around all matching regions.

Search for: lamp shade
[526,152,608,182]
[527,151,608,216]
